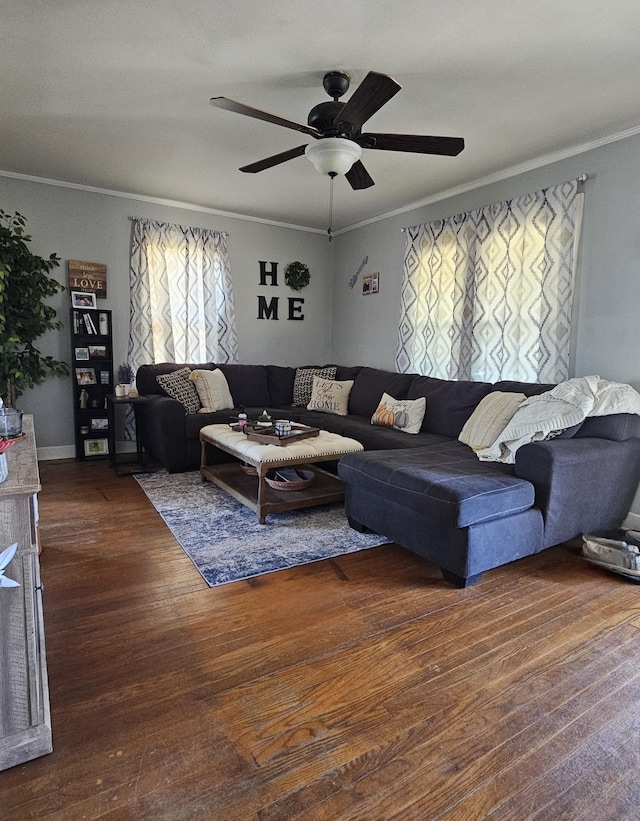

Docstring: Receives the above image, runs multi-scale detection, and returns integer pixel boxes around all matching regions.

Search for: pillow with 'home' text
[307,376,354,416]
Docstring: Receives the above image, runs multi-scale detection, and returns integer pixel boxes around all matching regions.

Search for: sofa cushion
[190,368,234,412]
[459,392,526,451]
[338,442,535,528]
[407,376,493,437]
[334,364,363,382]
[307,376,354,416]
[218,364,270,408]
[292,366,337,406]
[156,367,201,413]
[267,365,296,407]
[184,409,233,438]
[349,368,416,418]
[371,393,426,434]
[295,409,448,449]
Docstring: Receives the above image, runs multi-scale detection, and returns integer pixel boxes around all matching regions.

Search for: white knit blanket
[475,376,640,464]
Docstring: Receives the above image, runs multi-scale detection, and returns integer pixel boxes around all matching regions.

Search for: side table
[106,394,154,475]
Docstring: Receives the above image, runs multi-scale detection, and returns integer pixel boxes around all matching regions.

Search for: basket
[239,463,257,476]
[264,468,314,491]
[582,529,640,581]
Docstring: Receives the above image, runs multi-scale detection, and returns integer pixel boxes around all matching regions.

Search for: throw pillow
[190,368,234,412]
[156,367,202,414]
[292,366,337,406]
[458,391,526,451]
[306,376,354,416]
[371,392,426,434]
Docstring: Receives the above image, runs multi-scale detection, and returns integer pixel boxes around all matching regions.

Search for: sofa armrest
[515,437,640,547]
[138,394,189,471]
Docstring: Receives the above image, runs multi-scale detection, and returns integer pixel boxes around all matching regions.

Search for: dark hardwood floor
[1,458,639,820]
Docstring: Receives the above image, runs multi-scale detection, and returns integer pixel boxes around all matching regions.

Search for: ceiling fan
[210,70,464,190]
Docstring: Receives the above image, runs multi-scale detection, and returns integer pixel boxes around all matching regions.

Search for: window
[396,181,583,383]
[128,219,238,369]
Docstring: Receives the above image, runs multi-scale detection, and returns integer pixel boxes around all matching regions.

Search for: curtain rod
[399,175,589,232]
[128,216,230,237]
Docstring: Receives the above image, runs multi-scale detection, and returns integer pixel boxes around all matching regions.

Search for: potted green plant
[0,210,69,407]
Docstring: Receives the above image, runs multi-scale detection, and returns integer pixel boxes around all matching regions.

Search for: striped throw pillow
[458,392,526,451]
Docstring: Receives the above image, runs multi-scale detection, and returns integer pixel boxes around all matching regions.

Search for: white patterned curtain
[128,219,238,370]
[396,180,583,383]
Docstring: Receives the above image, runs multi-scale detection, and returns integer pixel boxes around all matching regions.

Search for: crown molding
[3,121,640,238]
[334,122,640,236]
[0,169,326,235]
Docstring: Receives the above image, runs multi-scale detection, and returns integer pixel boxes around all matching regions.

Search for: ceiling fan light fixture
[305,138,362,177]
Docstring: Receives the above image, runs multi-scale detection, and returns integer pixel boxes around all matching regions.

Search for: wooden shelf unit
[70,307,113,460]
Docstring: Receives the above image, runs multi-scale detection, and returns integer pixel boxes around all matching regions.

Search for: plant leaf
[0,542,18,570]
[0,576,20,588]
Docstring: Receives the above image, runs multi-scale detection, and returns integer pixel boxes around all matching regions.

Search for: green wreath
[284,261,310,291]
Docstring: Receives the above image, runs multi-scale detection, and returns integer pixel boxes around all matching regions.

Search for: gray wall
[0,176,333,455]
[331,132,640,515]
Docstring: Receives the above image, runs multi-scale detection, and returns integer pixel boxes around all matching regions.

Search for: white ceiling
[2,1,640,232]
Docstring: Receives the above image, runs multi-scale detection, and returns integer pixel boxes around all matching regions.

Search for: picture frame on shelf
[71,291,97,309]
[99,370,111,385]
[75,367,97,385]
[90,417,108,431]
[84,438,108,456]
[89,344,108,359]
[74,347,90,361]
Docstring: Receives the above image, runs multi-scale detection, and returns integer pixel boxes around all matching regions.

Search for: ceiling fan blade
[210,97,320,137]
[334,71,401,131]
[345,160,375,190]
[240,144,308,173]
[360,133,465,156]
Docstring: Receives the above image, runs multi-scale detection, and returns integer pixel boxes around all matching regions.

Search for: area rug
[134,470,388,587]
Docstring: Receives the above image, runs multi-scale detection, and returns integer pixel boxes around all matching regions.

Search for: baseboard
[37,442,137,461]
[37,445,75,461]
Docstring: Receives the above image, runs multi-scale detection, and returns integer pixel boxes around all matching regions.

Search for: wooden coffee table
[199,424,364,524]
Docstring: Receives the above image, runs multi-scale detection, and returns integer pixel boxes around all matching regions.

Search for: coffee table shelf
[200,461,345,522]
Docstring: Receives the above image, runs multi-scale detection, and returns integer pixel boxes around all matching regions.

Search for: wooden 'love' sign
[67,260,107,299]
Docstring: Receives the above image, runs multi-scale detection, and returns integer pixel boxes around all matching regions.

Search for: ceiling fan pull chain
[328,172,335,241]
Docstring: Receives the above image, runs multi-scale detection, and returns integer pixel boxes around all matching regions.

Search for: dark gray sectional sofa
[136,362,640,587]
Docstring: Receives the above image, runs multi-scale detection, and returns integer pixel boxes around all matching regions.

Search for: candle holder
[0,408,23,439]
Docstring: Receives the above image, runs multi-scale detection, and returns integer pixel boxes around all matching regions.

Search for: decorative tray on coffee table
[230,423,320,446]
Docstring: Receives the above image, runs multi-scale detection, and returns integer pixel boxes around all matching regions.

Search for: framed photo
[84,438,108,456]
[74,346,90,361]
[75,367,97,385]
[71,291,97,309]
[99,370,111,385]
[362,272,379,295]
[89,344,107,359]
[90,417,108,431]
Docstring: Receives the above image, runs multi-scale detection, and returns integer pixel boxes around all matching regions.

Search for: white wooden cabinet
[0,416,52,770]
